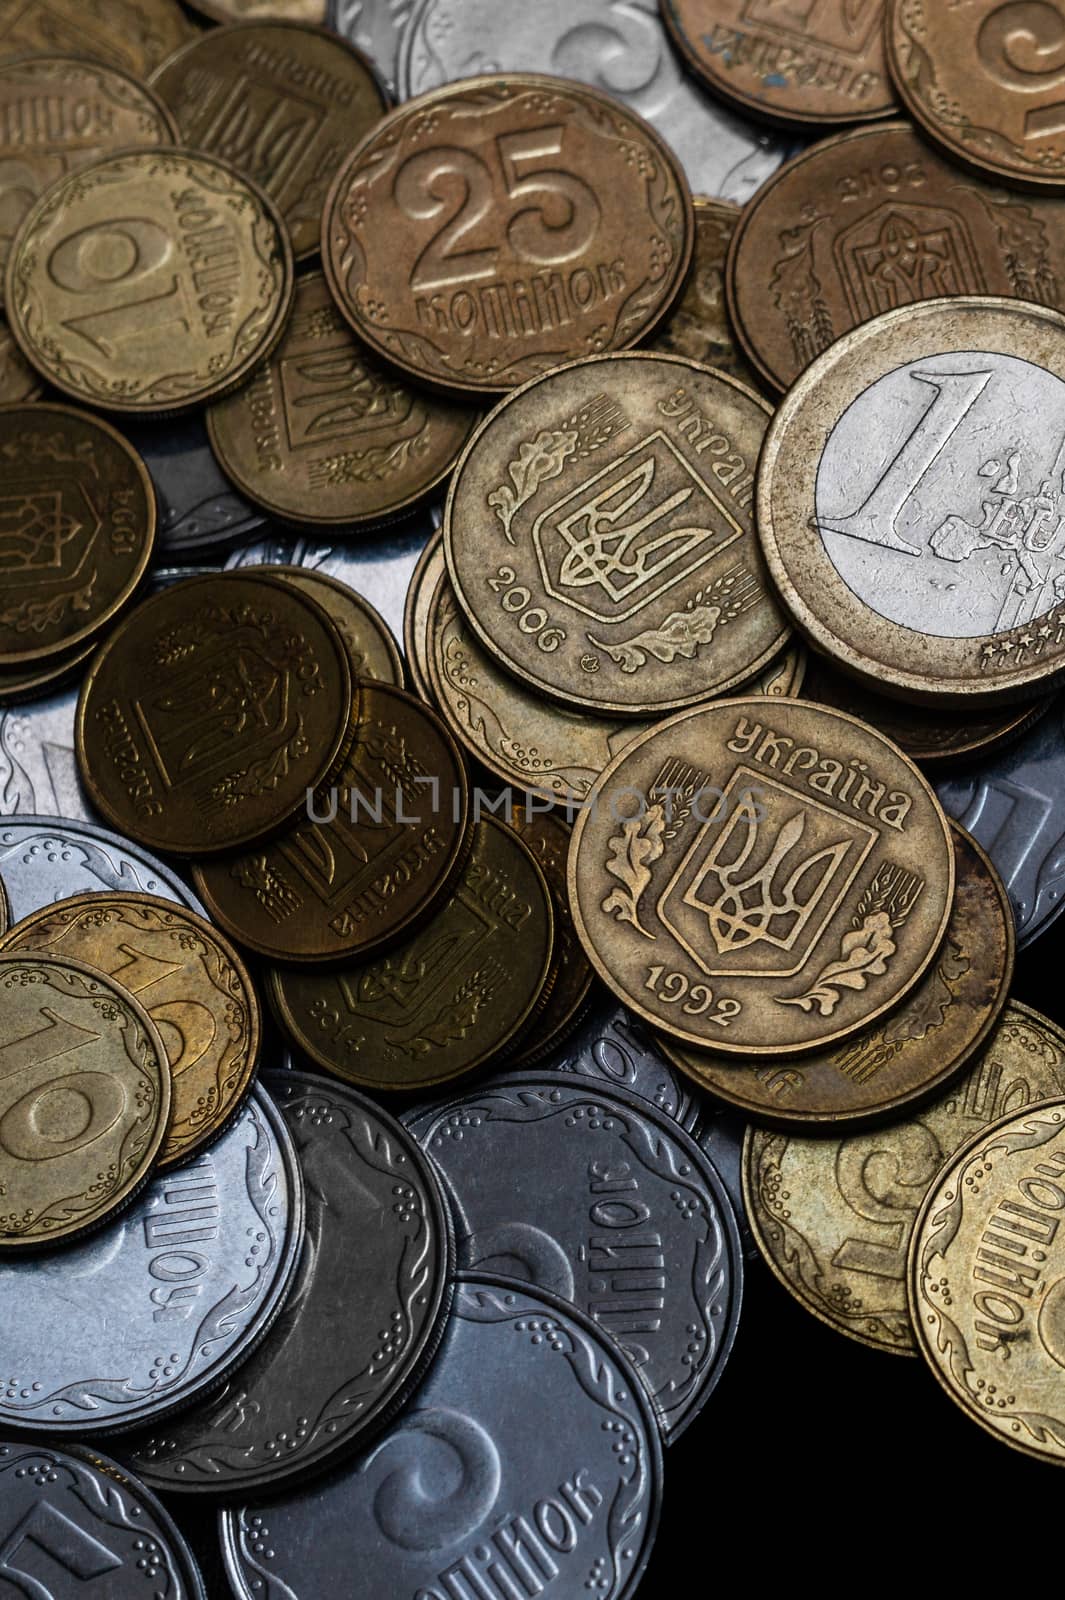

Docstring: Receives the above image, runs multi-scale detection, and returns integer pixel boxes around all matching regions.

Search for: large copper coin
[0,0,192,77]
[653,196,763,390]
[252,564,405,686]
[322,73,694,396]
[506,804,594,1065]
[76,572,353,856]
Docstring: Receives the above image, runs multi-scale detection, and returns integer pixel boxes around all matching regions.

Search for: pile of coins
[2,0,1065,1590]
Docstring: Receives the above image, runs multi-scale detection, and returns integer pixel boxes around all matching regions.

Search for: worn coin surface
[549,992,697,1130]
[570,696,954,1055]
[0,0,192,77]
[745,1002,1065,1353]
[322,74,694,396]
[446,353,788,715]
[7,148,294,414]
[760,297,1065,705]
[0,952,170,1250]
[248,564,405,686]
[221,1275,662,1600]
[125,413,266,553]
[507,806,595,1065]
[0,315,40,402]
[0,816,207,917]
[653,197,763,388]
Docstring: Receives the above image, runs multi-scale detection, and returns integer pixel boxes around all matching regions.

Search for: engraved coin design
[321,74,694,396]
[0,314,40,402]
[0,817,207,918]
[506,806,595,1065]
[445,353,788,716]
[652,197,763,388]
[243,565,405,686]
[7,148,294,414]
[0,952,171,1250]
[0,0,193,78]
[745,1002,1065,1353]
[0,1088,303,1431]
[548,992,697,1131]
[221,1276,662,1600]
[124,412,267,553]
[328,0,415,93]
[569,696,955,1055]
[759,298,1065,704]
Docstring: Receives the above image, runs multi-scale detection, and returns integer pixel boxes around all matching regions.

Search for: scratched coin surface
[125,412,267,553]
[760,298,1065,705]
[445,353,788,715]
[1,892,260,1168]
[0,952,170,1250]
[322,74,693,396]
[247,565,405,686]
[506,806,595,1065]
[652,197,763,388]
[0,0,192,77]
[745,1002,1065,1353]
[570,696,954,1055]
[7,148,294,414]
[221,1276,662,1600]
[0,817,207,918]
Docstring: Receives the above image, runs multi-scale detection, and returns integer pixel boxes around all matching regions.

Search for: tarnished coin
[759,297,1065,705]
[0,638,100,708]
[404,526,445,700]
[1,892,260,1168]
[76,572,353,856]
[7,148,294,414]
[269,816,554,1091]
[322,74,694,396]
[550,992,697,1130]
[0,0,192,77]
[660,0,895,128]
[407,1075,741,1437]
[151,22,388,261]
[506,805,595,1065]
[653,197,763,388]
[745,1002,1065,1354]
[0,315,40,402]
[664,824,1013,1125]
[569,696,955,1055]
[0,952,170,1251]
[0,817,207,917]
[187,1,326,20]
[207,271,475,526]
[125,413,266,553]
[221,1276,662,1600]
[248,564,405,685]
[0,1088,303,1431]
[445,353,789,715]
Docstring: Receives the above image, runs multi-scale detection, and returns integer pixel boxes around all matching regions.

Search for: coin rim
[241,563,406,688]
[403,526,443,701]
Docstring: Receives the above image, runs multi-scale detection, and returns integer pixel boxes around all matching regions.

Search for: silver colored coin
[0,1090,303,1435]
[0,816,206,920]
[550,994,697,1131]
[405,1074,742,1440]
[328,0,415,93]
[221,1275,662,1600]
[398,0,788,202]
[693,1104,755,1259]
[124,415,266,554]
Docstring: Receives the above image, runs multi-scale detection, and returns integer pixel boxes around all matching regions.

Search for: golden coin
[652,197,764,392]
[253,564,404,686]
[7,148,294,415]
[268,815,554,1092]
[506,804,594,1065]
[664,824,1012,1124]
[445,352,788,715]
[151,22,388,261]
[744,1002,1065,1354]
[910,1096,1065,1461]
[0,316,40,402]
[0,0,192,78]
[207,272,476,526]
[0,892,260,1168]
[322,73,694,397]
[0,638,98,706]
[743,642,806,699]
[0,403,155,668]
[404,527,444,702]
[569,695,955,1056]
[759,297,1065,706]
[76,572,353,856]
[0,865,7,932]
[0,951,171,1250]
[185,1,326,21]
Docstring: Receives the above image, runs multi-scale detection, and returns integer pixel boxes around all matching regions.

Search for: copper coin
[251,564,405,686]
[403,525,444,701]
[652,196,764,391]
[322,73,694,397]
[0,0,193,77]
[0,317,39,403]
[0,638,99,707]
[186,1,327,20]
[506,804,595,1065]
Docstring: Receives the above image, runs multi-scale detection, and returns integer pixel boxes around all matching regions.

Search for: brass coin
[0,403,155,668]
[185,1,327,21]
[403,527,444,702]
[745,1002,1065,1354]
[0,864,7,932]
[759,297,1065,706]
[193,683,470,962]
[151,22,388,261]
[0,316,40,403]
[252,564,404,687]
[568,695,955,1056]
[652,197,765,392]
[0,0,192,78]
[0,892,260,1168]
[321,73,694,397]
[0,951,171,1250]
[0,637,98,706]
[445,352,789,715]
[269,815,554,1091]
[664,823,1012,1124]
[910,1096,1065,1462]
[76,572,353,856]
[6,148,294,415]
[659,0,896,129]
[207,272,475,526]
[745,642,806,699]
[505,804,594,1066]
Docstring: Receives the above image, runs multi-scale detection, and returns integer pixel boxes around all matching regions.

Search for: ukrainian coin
[550,992,697,1130]
[0,315,39,401]
[748,642,806,698]
[693,1105,755,1257]
[0,1088,303,1431]
[269,816,554,1091]
[653,197,763,387]
[123,1071,451,1492]
[328,0,414,93]
[570,696,954,1055]
[125,413,266,553]
[663,824,1013,1124]
[446,353,789,715]
[507,806,595,1065]
[0,637,99,707]
[187,1,326,20]
[7,149,294,414]
[151,23,388,261]
[76,572,353,856]
[404,526,445,700]
[0,952,171,1251]
[1,892,260,1167]
[221,1276,662,1600]
[0,865,6,932]
[0,0,192,78]
[759,298,1065,705]
[247,565,405,685]
[207,272,475,525]
[745,1001,1065,1353]
[322,75,694,396]
[406,1074,742,1437]
[0,817,207,917]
